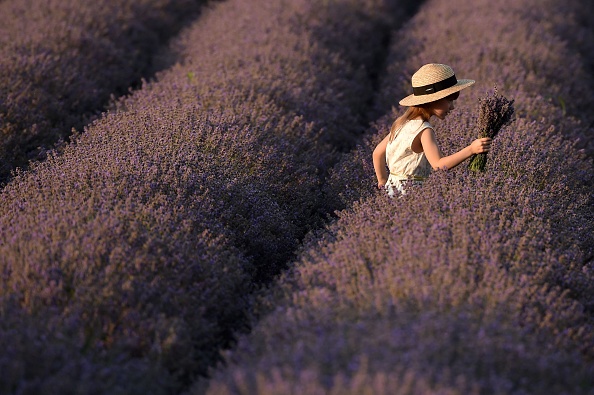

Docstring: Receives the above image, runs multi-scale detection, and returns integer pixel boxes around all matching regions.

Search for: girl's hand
[470,137,492,154]
[377,179,387,189]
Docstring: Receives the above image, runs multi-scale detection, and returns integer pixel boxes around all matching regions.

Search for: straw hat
[399,63,475,106]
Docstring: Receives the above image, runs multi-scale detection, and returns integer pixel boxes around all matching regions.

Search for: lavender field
[0,0,209,184]
[1,0,593,394]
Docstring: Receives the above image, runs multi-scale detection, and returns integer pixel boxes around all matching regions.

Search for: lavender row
[0,0,414,393]
[110,0,413,279]
[0,0,209,184]
[203,0,594,393]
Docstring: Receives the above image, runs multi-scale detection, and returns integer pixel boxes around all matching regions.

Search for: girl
[373,63,492,197]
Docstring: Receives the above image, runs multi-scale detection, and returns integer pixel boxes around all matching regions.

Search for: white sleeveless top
[385,119,432,180]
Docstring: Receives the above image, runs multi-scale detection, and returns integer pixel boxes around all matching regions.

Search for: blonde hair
[388,106,432,141]
[389,91,460,141]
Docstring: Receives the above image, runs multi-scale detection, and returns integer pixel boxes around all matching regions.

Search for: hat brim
[399,79,475,107]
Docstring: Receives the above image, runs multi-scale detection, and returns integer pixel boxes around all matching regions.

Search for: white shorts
[384,177,423,198]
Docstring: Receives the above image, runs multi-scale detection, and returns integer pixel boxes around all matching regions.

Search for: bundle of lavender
[469,87,515,172]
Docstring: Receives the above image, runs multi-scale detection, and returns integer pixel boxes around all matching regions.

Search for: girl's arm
[373,134,390,188]
[419,128,491,170]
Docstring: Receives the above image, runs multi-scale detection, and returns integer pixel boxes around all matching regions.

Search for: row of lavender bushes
[0,0,212,185]
[203,0,594,393]
[0,0,416,393]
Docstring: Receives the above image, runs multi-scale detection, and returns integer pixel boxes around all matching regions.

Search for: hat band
[412,74,457,96]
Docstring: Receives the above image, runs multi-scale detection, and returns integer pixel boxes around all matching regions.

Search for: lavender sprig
[469,87,515,172]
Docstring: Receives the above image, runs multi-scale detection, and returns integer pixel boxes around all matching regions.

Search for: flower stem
[469,153,488,172]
